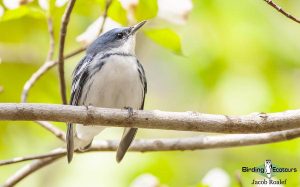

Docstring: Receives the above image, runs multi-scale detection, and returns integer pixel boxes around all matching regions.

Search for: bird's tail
[66,124,93,163]
[116,128,138,163]
[66,123,74,163]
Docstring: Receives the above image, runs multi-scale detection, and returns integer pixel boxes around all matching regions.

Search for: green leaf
[107,0,127,25]
[1,6,45,22]
[144,28,183,55]
[134,0,158,21]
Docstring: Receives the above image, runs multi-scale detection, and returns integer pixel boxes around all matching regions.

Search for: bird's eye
[117,32,124,39]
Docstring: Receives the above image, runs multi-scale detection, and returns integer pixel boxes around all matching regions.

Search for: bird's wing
[137,59,147,110]
[116,60,147,163]
[67,54,93,163]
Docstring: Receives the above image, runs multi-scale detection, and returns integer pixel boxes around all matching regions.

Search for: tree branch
[0,149,65,166]
[2,127,300,186]
[35,121,66,142]
[46,16,55,62]
[3,149,64,187]
[0,104,300,186]
[57,0,77,104]
[1,103,300,133]
[20,48,85,105]
[263,0,300,24]
[98,0,112,35]
[21,16,55,103]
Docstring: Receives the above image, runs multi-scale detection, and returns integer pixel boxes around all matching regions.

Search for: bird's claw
[123,106,134,118]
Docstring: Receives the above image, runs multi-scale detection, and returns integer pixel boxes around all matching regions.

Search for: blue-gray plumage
[67,21,147,163]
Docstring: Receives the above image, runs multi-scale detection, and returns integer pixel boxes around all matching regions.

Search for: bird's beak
[130,20,147,35]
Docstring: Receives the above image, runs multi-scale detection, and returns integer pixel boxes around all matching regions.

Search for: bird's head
[87,20,147,55]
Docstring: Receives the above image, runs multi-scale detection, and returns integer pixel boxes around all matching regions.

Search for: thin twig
[2,127,300,166]
[46,17,55,61]
[263,0,300,24]
[35,121,66,141]
[98,0,112,35]
[21,16,55,103]
[0,149,65,166]
[3,148,65,187]
[57,0,77,104]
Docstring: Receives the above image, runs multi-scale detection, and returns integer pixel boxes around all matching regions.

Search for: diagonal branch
[263,0,300,24]
[35,121,66,141]
[3,149,64,187]
[2,103,300,133]
[0,149,65,166]
[21,48,85,104]
[57,0,77,105]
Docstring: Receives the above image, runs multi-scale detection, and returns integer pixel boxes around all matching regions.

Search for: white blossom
[157,0,193,25]
[119,0,138,10]
[0,5,4,17]
[38,0,49,10]
[3,0,33,9]
[130,174,161,187]
[55,0,69,7]
[202,168,230,187]
[118,0,193,25]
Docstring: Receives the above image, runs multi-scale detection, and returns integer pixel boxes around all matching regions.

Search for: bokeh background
[1,0,300,186]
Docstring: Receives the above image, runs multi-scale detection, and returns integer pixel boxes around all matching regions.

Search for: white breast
[83,55,143,108]
[75,55,144,143]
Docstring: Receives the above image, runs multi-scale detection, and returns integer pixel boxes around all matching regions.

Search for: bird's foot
[123,106,134,118]
[84,103,93,110]
[75,139,93,153]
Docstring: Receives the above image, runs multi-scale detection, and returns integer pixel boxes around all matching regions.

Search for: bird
[66,20,147,163]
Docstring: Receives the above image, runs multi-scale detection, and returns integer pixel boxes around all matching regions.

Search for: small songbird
[67,21,147,163]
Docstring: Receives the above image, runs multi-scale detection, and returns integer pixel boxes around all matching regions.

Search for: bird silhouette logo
[265,160,273,179]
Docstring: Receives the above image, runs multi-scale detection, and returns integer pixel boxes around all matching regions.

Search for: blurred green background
[1,0,300,186]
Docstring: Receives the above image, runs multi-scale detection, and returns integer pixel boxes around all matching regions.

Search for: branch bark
[57,0,77,104]
[263,0,300,24]
[1,103,300,133]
